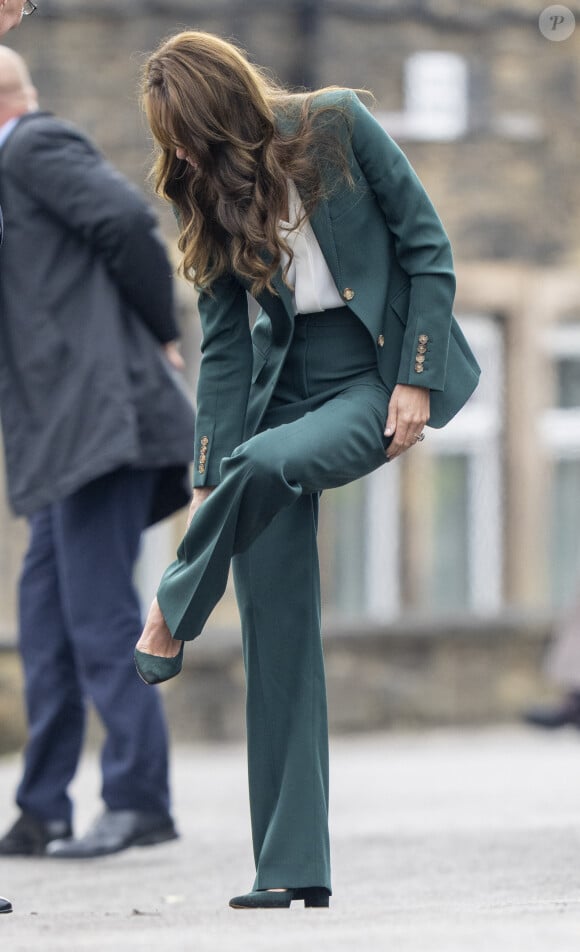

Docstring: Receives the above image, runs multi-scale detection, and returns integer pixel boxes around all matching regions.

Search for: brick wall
[6,1,579,263]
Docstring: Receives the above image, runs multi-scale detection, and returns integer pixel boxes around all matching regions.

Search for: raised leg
[157,382,389,643]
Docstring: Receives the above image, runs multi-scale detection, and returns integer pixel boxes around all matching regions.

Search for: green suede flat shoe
[134,643,184,685]
[229,887,330,909]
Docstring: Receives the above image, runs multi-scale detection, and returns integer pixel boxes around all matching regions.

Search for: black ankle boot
[229,886,330,909]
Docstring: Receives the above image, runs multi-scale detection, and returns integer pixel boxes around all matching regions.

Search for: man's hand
[0,0,25,36]
[384,384,430,461]
[163,340,186,372]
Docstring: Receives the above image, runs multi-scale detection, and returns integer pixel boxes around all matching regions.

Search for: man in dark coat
[0,46,196,858]
[0,5,34,916]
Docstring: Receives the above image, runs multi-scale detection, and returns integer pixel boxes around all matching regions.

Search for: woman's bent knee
[221,438,280,491]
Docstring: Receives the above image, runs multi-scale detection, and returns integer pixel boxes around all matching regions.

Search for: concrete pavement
[1,726,580,951]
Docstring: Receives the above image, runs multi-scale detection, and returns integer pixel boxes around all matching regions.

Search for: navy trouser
[16,467,171,825]
[158,308,392,892]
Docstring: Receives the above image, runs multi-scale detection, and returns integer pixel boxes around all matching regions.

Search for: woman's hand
[186,486,215,528]
[384,384,430,461]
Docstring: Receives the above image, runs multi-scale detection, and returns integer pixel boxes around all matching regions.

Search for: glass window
[319,481,367,619]
[550,459,580,604]
[420,454,470,611]
[539,323,580,606]
[404,52,469,140]
[556,357,580,408]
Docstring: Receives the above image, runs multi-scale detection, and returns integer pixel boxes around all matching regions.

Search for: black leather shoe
[523,691,580,729]
[0,896,13,914]
[46,809,178,858]
[229,887,330,909]
[0,812,72,856]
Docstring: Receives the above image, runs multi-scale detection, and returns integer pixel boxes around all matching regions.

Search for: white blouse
[278,180,345,316]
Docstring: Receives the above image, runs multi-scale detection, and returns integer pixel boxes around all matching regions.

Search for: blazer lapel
[272,193,344,315]
[271,268,295,317]
[274,105,343,299]
[306,195,341,287]
[298,180,343,291]
[269,185,342,312]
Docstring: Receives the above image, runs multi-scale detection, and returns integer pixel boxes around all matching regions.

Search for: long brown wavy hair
[142,31,356,297]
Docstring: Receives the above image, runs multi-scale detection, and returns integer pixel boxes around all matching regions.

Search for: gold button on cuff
[377,334,385,348]
[418,334,429,344]
[415,364,424,374]
[342,288,355,302]
[198,464,206,473]
[417,344,427,355]
[415,354,425,364]
[201,436,209,446]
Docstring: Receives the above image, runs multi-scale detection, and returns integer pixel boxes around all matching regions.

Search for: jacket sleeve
[193,272,253,487]
[347,91,456,392]
[7,117,177,344]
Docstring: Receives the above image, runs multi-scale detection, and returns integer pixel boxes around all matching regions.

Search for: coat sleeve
[193,273,253,487]
[7,117,178,344]
[346,91,456,392]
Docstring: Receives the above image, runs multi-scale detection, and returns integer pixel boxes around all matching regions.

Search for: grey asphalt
[1,726,579,951]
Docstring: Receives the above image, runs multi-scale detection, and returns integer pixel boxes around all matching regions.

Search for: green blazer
[193,90,480,487]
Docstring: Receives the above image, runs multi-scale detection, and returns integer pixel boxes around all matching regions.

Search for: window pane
[550,459,580,605]
[556,358,580,409]
[319,480,367,618]
[421,454,469,611]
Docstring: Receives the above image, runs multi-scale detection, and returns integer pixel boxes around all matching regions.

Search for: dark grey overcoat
[0,112,195,522]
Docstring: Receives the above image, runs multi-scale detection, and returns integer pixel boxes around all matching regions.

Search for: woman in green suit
[135,31,480,909]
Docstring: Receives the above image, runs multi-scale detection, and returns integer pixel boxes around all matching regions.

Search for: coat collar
[244,103,345,314]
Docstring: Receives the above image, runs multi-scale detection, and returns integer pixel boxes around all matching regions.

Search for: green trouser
[157,308,391,892]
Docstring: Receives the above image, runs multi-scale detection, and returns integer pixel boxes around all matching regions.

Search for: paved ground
[1,726,580,951]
